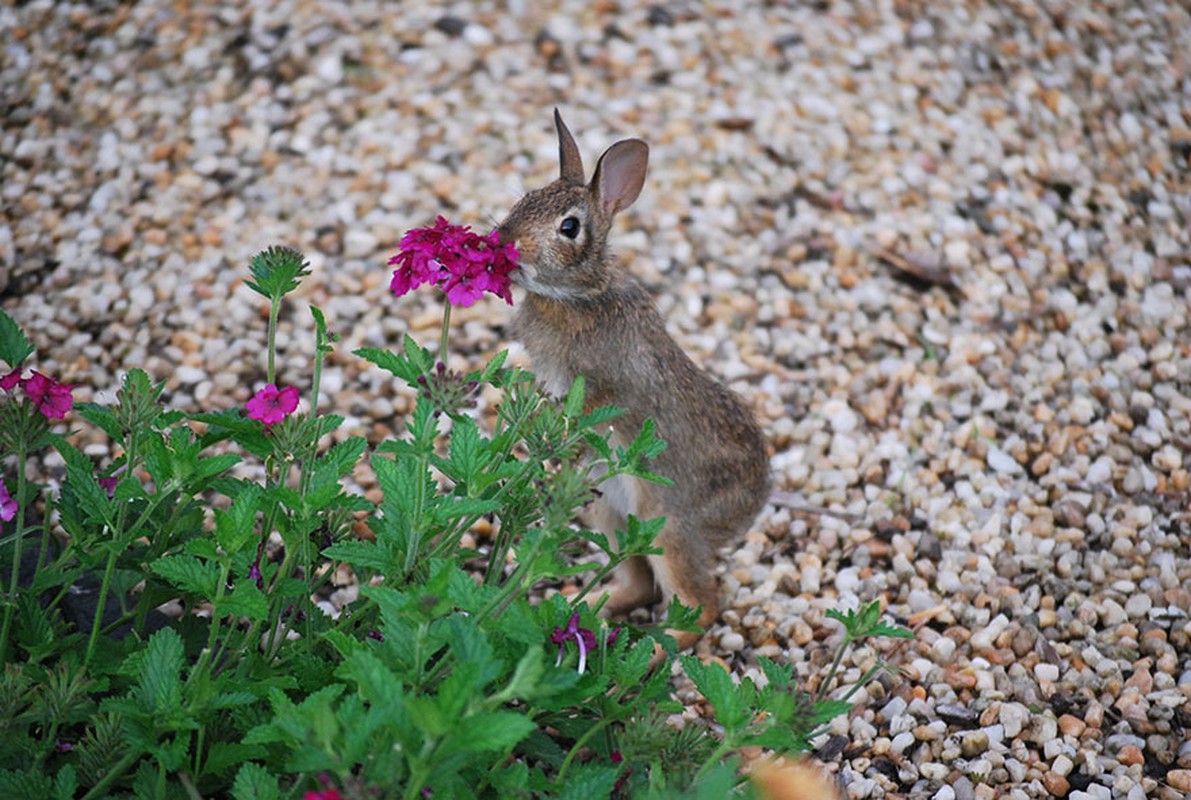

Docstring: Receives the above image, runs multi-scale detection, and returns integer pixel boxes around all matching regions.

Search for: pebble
[4,3,1189,799]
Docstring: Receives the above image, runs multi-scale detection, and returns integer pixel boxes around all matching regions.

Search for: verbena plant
[0,232,911,799]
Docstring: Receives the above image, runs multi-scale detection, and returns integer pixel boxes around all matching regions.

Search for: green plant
[0,239,912,799]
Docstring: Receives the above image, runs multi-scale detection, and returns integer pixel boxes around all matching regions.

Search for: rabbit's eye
[558,216,581,239]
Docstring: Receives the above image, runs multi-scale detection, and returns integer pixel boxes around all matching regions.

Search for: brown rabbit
[496,110,770,650]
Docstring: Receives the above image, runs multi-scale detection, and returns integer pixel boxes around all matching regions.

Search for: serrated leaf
[323,540,392,572]
[204,743,268,778]
[554,763,619,800]
[563,374,586,417]
[193,452,241,483]
[682,656,745,732]
[183,538,219,560]
[135,628,184,716]
[244,246,310,299]
[580,404,622,428]
[0,308,35,368]
[149,555,219,597]
[479,348,509,382]
[813,698,854,721]
[314,436,367,483]
[217,582,269,622]
[52,765,78,800]
[231,762,281,800]
[443,711,536,755]
[189,409,273,459]
[211,691,258,709]
[47,434,116,530]
[77,403,124,443]
[757,656,794,690]
[446,415,484,484]
[214,484,261,554]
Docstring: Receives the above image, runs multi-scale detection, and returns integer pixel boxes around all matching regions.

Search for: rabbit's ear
[555,109,585,183]
[591,139,649,215]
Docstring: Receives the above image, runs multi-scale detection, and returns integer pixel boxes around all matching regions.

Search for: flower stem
[0,441,28,664]
[813,631,854,705]
[556,717,615,785]
[438,302,452,365]
[83,545,118,671]
[267,296,281,385]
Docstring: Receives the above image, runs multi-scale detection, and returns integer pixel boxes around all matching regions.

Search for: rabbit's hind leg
[646,518,721,653]
[599,555,661,616]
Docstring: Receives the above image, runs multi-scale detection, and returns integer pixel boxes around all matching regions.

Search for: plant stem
[80,749,141,800]
[438,302,452,364]
[813,632,854,705]
[83,545,119,671]
[556,716,615,785]
[34,494,53,574]
[692,739,736,783]
[0,441,28,664]
[267,296,280,385]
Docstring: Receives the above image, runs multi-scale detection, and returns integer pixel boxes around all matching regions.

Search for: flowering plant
[0,241,908,799]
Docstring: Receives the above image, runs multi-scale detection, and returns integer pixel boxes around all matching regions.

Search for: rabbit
[495,110,771,652]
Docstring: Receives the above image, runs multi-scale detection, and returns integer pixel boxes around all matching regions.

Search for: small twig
[768,491,864,524]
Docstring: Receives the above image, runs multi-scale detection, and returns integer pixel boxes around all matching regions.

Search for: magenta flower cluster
[389,216,519,308]
[1,368,75,420]
[246,384,299,425]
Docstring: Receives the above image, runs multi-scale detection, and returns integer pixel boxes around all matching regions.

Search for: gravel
[3,1,1190,797]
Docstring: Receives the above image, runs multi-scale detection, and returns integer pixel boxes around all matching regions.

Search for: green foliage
[0,248,912,798]
[244,246,312,301]
[0,308,35,369]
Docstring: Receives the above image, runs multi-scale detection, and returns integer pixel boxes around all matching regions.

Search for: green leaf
[244,246,311,299]
[563,374,586,417]
[580,404,622,428]
[479,349,509,383]
[217,582,269,622]
[77,403,124,443]
[52,765,78,800]
[47,434,117,531]
[193,452,241,484]
[310,304,337,357]
[189,409,273,459]
[0,769,53,799]
[203,742,268,778]
[443,711,535,756]
[313,436,367,483]
[554,763,619,800]
[681,656,745,733]
[0,308,35,368]
[135,628,184,716]
[354,336,433,386]
[214,484,262,554]
[231,762,281,800]
[148,555,219,597]
[445,415,485,485]
[323,540,392,572]
[812,699,854,724]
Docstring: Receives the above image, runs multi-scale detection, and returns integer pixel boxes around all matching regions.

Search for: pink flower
[550,611,598,674]
[21,371,74,419]
[98,475,119,499]
[0,369,21,391]
[0,480,16,522]
[303,791,343,800]
[246,384,299,425]
[389,217,518,307]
